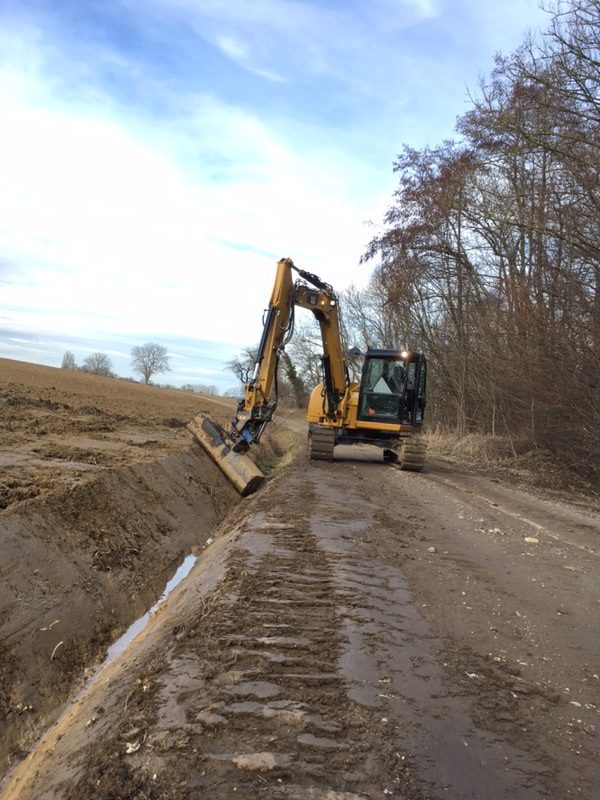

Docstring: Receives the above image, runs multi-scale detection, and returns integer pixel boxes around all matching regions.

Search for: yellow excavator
[189,258,427,494]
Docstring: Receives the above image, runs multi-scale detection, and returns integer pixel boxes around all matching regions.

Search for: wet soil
[0,357,237,511]
[0,359,297,773]
[3,439,598,799]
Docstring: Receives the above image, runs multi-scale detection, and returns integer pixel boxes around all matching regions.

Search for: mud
[0,359,297,773]
[0,357,236,511]
[2,449,598,799]
[1,359,599,799]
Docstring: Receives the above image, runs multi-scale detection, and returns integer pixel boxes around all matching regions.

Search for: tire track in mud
[121,481,394,800]
[120,467,552,798]
[307,467,554,800]
[26,473,416,800]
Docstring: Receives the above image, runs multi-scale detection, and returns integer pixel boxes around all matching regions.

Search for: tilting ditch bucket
[188,413,265,496]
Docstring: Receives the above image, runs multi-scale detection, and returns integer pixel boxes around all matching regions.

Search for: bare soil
[0,357,238,510]
[1,359,599,799]
[0,358,296,772]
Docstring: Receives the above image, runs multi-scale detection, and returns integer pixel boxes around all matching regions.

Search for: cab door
[405,356,427,425]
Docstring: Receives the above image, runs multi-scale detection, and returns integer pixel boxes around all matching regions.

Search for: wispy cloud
[121,0,443,89]
[213,34,286,83]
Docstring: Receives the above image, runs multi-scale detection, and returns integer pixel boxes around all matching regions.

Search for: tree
[287,318,325,387]
[82,352,114,377]
[61,351,76,370]
[280,351,307,408]
[131,343,171,384]
[225,346,299,407]
[359,1,600,485]
[225,347,258,383]
[181,383,220,395]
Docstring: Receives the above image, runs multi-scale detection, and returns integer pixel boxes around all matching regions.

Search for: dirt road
[3,452,598,800]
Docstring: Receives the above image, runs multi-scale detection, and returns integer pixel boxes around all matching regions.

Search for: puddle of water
[297,733,342,750]
[0,552,200,795]
[103,554,197,667]
[256,635,312,647]
[208,752,292,770]
[233,681,282,698]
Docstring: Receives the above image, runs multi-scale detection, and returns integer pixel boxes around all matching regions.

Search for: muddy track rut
[2,457,599,800]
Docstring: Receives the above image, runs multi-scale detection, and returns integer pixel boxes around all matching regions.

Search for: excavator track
[399,435,427,471]
[308,423,336,461]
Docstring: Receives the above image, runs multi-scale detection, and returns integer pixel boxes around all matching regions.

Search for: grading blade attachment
[188,413,265,496]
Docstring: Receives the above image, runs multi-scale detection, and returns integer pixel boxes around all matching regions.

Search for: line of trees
[62,350,115,377]
[62,344,237,395]
[61,342,171,384]
[181,383,220,395]
[355,0,599,484]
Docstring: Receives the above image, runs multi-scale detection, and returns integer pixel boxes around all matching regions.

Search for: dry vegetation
[426,430,597,499]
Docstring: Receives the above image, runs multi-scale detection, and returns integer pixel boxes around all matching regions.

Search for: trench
[2,554,211,794]
[101,554,197,672]
[16,551,200,783]
[1,427,301,791]
[0,447,242,779]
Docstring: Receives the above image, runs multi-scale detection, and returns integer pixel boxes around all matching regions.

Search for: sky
[0,0,550,391]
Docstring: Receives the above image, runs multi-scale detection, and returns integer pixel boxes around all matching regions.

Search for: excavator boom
[228,258,348,450]
[188,257,348,495]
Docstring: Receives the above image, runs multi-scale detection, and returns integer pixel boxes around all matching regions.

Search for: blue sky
[0,0,549,391]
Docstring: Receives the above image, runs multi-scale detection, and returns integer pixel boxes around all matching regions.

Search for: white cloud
[214,34,248,63]
[0,32,380,355]
[213,35,285,82]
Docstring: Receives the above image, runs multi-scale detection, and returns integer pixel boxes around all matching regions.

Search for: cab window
[359,358,406,421]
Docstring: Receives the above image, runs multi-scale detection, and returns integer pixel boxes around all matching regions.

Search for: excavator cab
[357,349,427,427]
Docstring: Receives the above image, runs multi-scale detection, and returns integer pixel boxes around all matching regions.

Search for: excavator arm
[188,257,349,495]
[230,257,349,449]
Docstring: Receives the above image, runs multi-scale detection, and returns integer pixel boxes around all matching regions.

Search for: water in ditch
[102,553,197,668]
